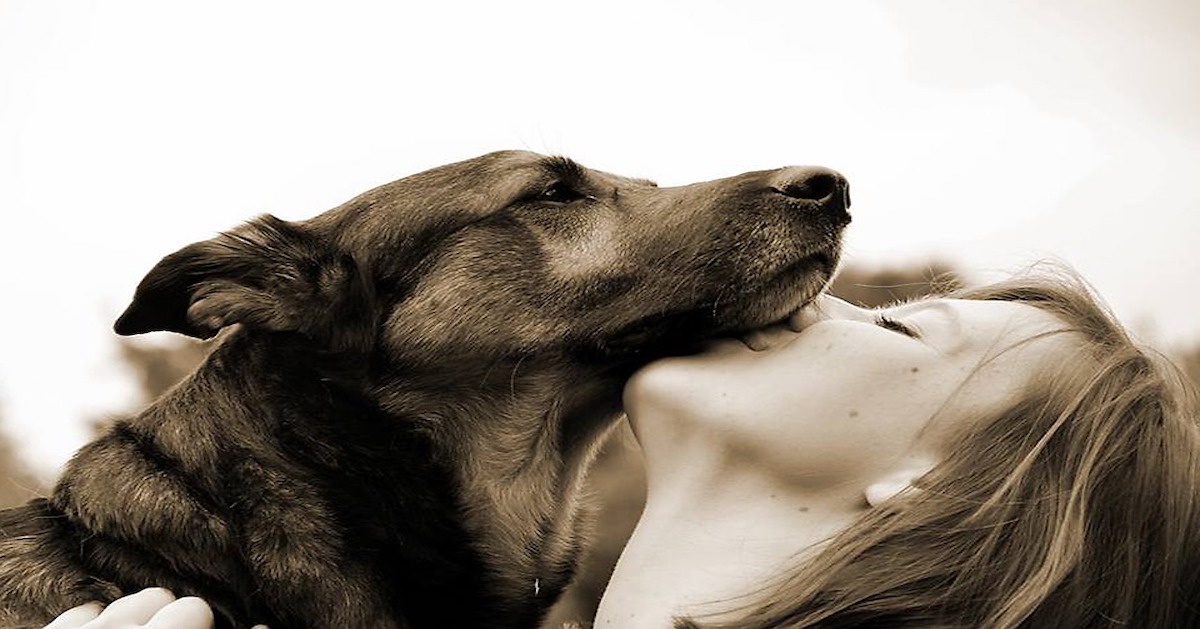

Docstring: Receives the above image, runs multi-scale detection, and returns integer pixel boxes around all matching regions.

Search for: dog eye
[537,182,587,204]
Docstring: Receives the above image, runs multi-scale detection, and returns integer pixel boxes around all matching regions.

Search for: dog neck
[371,355,628,622]
[50,329,627,628]
[179,330,623,626]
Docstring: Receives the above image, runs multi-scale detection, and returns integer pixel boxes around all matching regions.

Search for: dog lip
[731,288,827,351]
[736,297,821,351]
[737,321,794,351]
[728,245,839,351]
[641,240,842,356]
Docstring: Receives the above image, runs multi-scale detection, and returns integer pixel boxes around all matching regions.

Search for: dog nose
[770,166,851,210]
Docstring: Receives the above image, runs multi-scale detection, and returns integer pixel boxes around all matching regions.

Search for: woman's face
[624,294,1075,493]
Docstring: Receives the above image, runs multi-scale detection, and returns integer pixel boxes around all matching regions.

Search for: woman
[47,268,1200,628]
[598,267,1200,628]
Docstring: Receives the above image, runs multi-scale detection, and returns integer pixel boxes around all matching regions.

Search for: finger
[42,602,103,629]
[94,588,177,625]
[145,597,214,629]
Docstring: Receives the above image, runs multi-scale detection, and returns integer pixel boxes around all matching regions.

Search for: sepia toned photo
[2,2,1198,627]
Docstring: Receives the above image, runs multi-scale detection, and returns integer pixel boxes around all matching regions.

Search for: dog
[0,150,849,629]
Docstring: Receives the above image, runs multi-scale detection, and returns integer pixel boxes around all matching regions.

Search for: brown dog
[0,151,849,629]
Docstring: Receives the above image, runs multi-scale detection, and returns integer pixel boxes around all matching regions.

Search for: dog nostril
[771,166,848,206]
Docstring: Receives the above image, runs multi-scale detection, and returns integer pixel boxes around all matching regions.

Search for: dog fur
[0,151,849,628]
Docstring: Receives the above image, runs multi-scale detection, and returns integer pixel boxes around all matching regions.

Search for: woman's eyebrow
[892,301,965,352]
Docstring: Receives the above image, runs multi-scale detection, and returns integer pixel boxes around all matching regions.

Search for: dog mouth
[730,247,837,323]
[586,241,841,362]
[720,247,838,351]
[734,315,806,352]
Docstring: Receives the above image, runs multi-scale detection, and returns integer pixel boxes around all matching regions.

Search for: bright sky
[2,0,1198,479]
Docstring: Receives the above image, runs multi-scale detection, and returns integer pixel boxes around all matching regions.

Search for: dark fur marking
[106,422,227,522]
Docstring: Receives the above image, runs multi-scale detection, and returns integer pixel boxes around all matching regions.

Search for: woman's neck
[595,425,863,628]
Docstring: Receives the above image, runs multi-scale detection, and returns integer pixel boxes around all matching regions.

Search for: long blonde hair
[679,269,1200,628]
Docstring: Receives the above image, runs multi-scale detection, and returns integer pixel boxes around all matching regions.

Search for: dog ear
[114,215,377,354]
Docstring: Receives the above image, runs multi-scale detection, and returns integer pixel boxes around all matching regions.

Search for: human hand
[42,588,267,629]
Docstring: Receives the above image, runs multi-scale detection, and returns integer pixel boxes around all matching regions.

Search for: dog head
[115,150,849,373]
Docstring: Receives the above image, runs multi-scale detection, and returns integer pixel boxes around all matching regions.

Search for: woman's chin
[624,353,707,421]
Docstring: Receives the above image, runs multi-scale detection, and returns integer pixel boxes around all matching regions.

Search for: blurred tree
[1177,342,1200,393]
[0,409,46,509]
[830,259,962,307]
[118,338,212,403]
[87,338,211,436]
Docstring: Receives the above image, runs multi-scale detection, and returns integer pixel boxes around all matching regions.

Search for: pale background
[2,0,1198,479]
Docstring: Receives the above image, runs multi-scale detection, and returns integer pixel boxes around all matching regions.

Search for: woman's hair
[679,266,1200,628]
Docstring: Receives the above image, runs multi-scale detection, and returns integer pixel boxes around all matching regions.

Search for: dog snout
[770,166,851,217]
